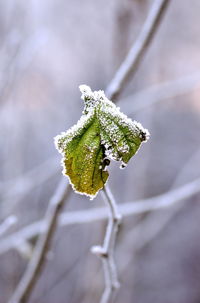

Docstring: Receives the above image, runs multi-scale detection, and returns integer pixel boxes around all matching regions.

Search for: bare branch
[120,71,200,113]
[106,0,170,100]
[0,215,17,237]
[91,185,121,303]
[1,156,59,216]
[119,147,200,270]
[2,177,200,257]
[8,178,71,303]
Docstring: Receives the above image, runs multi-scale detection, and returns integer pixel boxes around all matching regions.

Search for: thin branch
[119,147,200,268]
[118,201,184,274]
[0,215,17,237]
[120,71,200,113]
[1,156,58,197]
[2,177,200,256]
[8,178,71,303]
[106,0,170,101]
[91,185,121,303]
[1,156,59,217]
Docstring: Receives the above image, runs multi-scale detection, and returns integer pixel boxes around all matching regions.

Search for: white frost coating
[56,83,149,165]
[79,84,149,139]
[54,110,94,154]
[54,84,150,199]
[79,85,93,101]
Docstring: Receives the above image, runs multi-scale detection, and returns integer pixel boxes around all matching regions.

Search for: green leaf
[55,85,149,199]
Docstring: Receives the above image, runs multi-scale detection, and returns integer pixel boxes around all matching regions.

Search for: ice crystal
[54,85,150,199]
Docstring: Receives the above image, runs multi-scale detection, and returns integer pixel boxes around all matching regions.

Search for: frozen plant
[54,85,149,199]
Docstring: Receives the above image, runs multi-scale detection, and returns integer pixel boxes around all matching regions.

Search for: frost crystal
[55,85,150,199]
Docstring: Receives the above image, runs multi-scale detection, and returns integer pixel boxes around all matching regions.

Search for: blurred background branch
[8,178,71,303]
[1,176,200,257]
[0,215,18,238]
[106,0,169,100]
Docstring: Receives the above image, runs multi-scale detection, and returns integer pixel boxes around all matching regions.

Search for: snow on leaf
[54,85,150,199]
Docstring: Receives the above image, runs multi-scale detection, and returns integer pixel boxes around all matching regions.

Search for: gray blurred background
[1,0,200,302]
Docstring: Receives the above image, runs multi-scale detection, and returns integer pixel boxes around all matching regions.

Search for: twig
[0,215,17,237]
[106,0,170,101]
[91,185,121,303]
[119,147,200,265]
[8,178,71,303]
[1,176,200,257]
[1,156,59,217]
[120,71,200,113]
[118,201,183,274]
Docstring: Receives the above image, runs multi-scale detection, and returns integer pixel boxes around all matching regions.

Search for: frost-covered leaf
[54,85,149,199]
